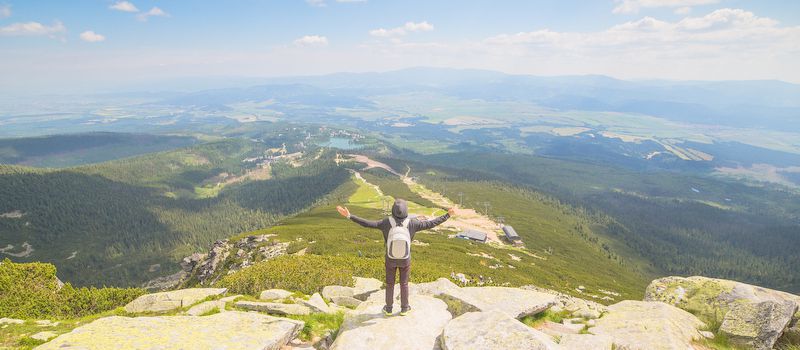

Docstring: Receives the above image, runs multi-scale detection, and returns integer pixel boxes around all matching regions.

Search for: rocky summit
[28,275,800,350]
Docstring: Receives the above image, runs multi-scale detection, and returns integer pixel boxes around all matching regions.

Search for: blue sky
[1,0,799,93]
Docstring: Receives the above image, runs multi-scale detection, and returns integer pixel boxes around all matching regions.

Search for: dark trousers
[385,260,410,309]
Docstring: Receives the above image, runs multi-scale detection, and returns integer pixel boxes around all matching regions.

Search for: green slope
[0,141,351,287]
[218,171,647,301]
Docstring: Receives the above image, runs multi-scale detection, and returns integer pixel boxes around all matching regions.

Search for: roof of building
[457,229,487,241]
[502,225,521,239]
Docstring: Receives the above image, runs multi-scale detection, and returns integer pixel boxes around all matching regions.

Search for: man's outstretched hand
[336,205,350,218]
[448,207,457,216]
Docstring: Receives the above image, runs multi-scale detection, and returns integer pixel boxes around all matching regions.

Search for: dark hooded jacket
[349,199,450,266]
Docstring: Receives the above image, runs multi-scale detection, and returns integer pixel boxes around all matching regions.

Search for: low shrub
[0,259,144,319]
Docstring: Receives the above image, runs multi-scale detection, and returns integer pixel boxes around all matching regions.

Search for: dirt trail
[347,155,505,245]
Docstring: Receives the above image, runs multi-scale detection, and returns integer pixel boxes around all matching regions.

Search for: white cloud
[294,35,329,46]
[0,21,66,38]
[109,1,139,13]
[306,0,327,7]
[612,0,719,14]
[0,4,11,18]
[369,21,434,37]
[137,7,168,21]
[336,0,367,2]
[80,30,105,42]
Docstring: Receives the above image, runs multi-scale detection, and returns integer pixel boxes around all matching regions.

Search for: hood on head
[392,199,408,219]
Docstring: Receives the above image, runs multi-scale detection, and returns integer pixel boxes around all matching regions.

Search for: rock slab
[449,286,557,319]
[236,300,312,316]
[441,310,558,350]
[35,311,302,350]
[331,295,451,350]
[590,300,705,350]
[123,288,227,313]
[719,300,797,350]
[186,300,226,316]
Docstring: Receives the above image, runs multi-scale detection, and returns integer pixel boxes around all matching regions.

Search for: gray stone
[322,285,355,301]
[558,334,614,350]
[185,300,226,316]
[446,286,557,319]
[235,300,312,315]
[719,300,797,350]
[352,277,383,300]
[30,331,58,341]
[330,296,362,308]
[441,310,559,350]
[260,289,294,300]
[590,300,705,350]
[410,277,460,297]
[34,312,302,350]
[331,295,451,350]
[124,288,227,313]
[298,293,331,313]
[0,318,24,324]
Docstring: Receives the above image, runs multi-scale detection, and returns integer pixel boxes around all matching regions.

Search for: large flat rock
[123,288,227,313]
[590,300,705,350]
[331,295,451,350]
[441,311,559,350]
[35,311,302,350]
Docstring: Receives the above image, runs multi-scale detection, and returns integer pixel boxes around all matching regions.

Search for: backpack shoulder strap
[388,216,397,228]
[401,218,410,228]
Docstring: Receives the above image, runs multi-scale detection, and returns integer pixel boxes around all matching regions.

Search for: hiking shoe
[400,306,411,316]
[382,306,392,316]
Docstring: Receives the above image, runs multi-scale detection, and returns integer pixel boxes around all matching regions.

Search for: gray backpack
[387,217,411,260]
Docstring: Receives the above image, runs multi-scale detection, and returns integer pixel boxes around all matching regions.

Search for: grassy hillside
[0,141,352,287]
[0,132,198,167]
[217,170,648,301]
[381,151,800,293]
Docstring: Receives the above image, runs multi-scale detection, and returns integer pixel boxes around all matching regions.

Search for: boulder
[35,312,302,350]
[590,300,705,350]
[645,276,800,323]
[445,286,557,319]
[30,331,58,341]
[331,295,451,350]
[558,334,614,350]
[235,300,312,316]
[410,277,460,297]
[330,296,362,308]
[0,318,24,324]
[719,300,797,350]
[352,277,383,300]
[298,293,332,313]
[123,288,227,313]
[646,276,800,349]
[441,310,559,350]
[322,285,354,301]
[260,289,294,301]
[186,300,226,316]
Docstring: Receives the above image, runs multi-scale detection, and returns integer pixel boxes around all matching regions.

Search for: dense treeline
[380,151,800,293]
[0,143,351,287]
[0,132,197,167]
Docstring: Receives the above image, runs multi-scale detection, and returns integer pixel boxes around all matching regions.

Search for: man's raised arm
[414,207,456,231]
[337,205,382,228]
